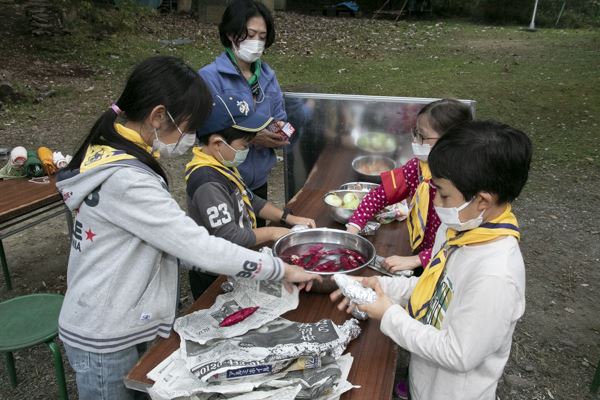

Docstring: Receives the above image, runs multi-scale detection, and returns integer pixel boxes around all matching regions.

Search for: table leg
[47,339,69,400]
[4,351,17,386]
[0,239,12,290]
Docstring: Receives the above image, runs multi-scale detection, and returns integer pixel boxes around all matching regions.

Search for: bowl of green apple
[356,131,398,155]
[323,190,365,224]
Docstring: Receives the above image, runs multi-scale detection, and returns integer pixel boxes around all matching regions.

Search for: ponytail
[68,107,169,184]
[66,56,212,186]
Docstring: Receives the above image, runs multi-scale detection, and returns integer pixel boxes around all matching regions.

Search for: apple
[341,192,360,210]
[357,136,369,149]
[344,198,360,210]
[342,192,357,205]
[325,194,343,207]
[370,133,385,150]
[384,137,396,151]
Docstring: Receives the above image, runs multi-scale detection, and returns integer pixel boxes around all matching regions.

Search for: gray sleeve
[191,182,256,248]
[106,169,283,281]
[251,195,268,215]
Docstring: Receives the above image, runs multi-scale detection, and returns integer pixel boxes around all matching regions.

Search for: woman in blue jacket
[199,0,287,226]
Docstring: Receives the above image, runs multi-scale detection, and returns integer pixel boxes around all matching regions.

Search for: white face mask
[218,140,249,168]
[411,142,432,161]
[152,111,196,158]
[435,198,484,232]
[153,129,196,158]
[234,39,265,63]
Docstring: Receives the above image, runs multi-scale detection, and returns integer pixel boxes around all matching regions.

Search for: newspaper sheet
[150,385,302,400]
[148,350,356,400]
[174,279,299,345]
[181,318,360,382]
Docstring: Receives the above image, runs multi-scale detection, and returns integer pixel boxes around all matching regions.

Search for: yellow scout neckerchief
[185,146,257,228]
[80,123,158,173]
[407,204,520,322]
[407,161,432,250]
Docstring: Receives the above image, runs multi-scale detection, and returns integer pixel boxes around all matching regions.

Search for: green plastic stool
[0,293,68,399]
[592,358,600,393]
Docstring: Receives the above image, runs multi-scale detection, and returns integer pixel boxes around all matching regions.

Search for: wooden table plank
[0,176,61,224]
[126,144,411,399]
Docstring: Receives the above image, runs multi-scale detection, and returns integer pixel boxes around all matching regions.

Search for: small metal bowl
[339,182,379,192]
[272,228,376,277]
[322,189,366,224]
[351,155,397,183]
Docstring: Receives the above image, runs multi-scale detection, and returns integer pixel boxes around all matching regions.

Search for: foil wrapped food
[333,274,377,305]
[333,274,377,320]
[360,221,381,236]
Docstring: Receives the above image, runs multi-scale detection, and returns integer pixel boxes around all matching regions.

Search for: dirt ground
[1,6,599,400]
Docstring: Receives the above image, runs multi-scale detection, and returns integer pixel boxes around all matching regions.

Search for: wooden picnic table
[0,176,62,225]
[126,145,411,399]
[0,175,72,290]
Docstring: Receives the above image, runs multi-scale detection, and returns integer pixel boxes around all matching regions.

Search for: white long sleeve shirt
[378,236,525,400]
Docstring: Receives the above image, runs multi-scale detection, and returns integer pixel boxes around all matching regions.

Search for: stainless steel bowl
[322,189,366,224]
[272,228,376,276]
[339,182,379,192]
[351,155,397,183]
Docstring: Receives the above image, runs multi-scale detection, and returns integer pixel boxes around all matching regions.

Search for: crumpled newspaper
[174,279,299,345]
[181,318,361,382]
[147,350,356,400]
[150,383,302,400]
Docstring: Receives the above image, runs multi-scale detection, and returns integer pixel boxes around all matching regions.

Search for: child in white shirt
[332,120,532,400]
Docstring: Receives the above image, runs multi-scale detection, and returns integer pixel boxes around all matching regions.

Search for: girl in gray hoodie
[56,56,318,400]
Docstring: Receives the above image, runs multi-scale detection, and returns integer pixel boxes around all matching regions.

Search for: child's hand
[355,278,393,320]
[346,224,360,235]
[270,227,291,241]
[286,215,316,228]
[382,255,421,273]
[283,263,321,293]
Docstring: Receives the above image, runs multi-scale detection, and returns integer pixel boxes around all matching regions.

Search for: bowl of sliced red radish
[273,228,375,276]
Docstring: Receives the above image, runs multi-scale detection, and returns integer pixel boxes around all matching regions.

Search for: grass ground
[0,6,599,400]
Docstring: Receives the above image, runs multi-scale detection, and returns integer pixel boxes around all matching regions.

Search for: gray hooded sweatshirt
[56,160,284,353]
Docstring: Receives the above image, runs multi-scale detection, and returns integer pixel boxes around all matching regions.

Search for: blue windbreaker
[199,52,287,190]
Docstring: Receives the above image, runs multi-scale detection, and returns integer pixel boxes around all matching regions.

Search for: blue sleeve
[269,73,287,121]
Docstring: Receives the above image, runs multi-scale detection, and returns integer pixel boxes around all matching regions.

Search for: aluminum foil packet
[220,280,236,293]
[350,308,369,321]
[371,255,415,277]
[333,274,377,305]
[291,224,310,232]
[376,200,409,224]
[360,221,381,236]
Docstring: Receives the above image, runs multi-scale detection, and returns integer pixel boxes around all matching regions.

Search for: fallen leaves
[271,12,449,61]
